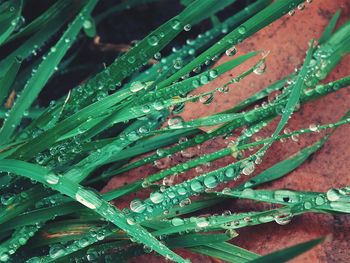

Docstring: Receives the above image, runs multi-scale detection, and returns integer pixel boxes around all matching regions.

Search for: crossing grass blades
[0,0,349,262]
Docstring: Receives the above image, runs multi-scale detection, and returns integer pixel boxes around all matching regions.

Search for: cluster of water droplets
[288,1,313,17]
[0,224,42,262]
[326,187,350,212]
[44,227,108,260]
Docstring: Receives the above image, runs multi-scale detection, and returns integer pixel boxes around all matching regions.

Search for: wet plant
[0,0,349,262]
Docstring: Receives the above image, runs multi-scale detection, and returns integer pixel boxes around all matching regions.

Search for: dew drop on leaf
[150,192,164,204]
[45,173,59,185]
[130,199,146,213]
[168,116,184,129]
[225,46,237,56]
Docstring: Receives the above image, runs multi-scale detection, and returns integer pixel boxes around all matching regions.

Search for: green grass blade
[0,0,99,144]
[318,9,342,45]
[0,57,21,105]
[191,242,259,263]
[0,159,185,262]
[0,0,22,46]
[248,238,323,263]
[0,224,41,261]
[3,0,73,43]
[158,0,304,88]
[235,138,327,190]
[0,0,75,77]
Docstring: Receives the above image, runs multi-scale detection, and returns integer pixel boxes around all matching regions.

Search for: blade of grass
[318,9,342,45]
[248,238,323,263]
[0,0,99,144]
[0,159,185,262]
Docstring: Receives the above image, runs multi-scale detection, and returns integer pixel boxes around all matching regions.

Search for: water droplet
[199,93,214,105]
[49,244,65,258]
[253,61,266,75]
[238,25,246,35]
[184,24,191,31]
[126,217,136,225]
[83,19,92,29]
[168,116,184,129]
[297,3,305,10]
[180,198,191,207]
[224,167,235,178]
[150,192,164,204]
[171,19,181,30]
[177,187,187,195]
[45,173,59,185]
[148,35,159,46]
[196,218,209,228]
[288,9,295,16]
[242,161,255,176]
[0,253,9,262]
[274,212,292,225]
[130,199,146,213]
[304,201,312,209]
[200,75,209,85]
[130,81,145,93]
[326,188,340,201]
[141,105,151,113]
[309,123,319,132]
[203,175,218,188]
[1,193,15,205]
[190,180,204,193]
[225,46,237,56]
[225,229,239,238]
[315,195,325,205]
[127,56,136,64]
[75,189,102,210]
[171,217,184,226]
[209,70,218,78]
[154,52,161,60]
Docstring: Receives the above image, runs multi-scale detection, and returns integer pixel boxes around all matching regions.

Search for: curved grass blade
[0,0,76,77]
[57,0,236,116]
[0,159,185,262]
[318,9,342,45]
[191,242,259,263]
[0,0,22,46]
[236,138,328,190]
[0,224,41,261]
[256,40,314,156]
[248,238,323,263]
[158,0,304,88]
[0,0,99,144]
[3,0,73,43]
[237,108,350,190]
[0,57,21,105]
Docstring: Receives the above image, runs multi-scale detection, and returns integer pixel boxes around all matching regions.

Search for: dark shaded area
[1,0,251,106]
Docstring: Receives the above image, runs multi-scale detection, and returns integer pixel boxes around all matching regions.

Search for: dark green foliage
[0,1,349,262]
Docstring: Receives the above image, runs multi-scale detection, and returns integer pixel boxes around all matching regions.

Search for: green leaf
[0,57,21,105]
[319,9,342,45]
[0,0,23,46]
[191,242,259,263]
[0,0,99,144]
[158,0,303,88]
[235,138,327,190]
[248,238,323,263]
[3,0,73,43]
[0,159,185,262]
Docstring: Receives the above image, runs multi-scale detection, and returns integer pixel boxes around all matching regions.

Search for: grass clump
[0,0,349,262]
